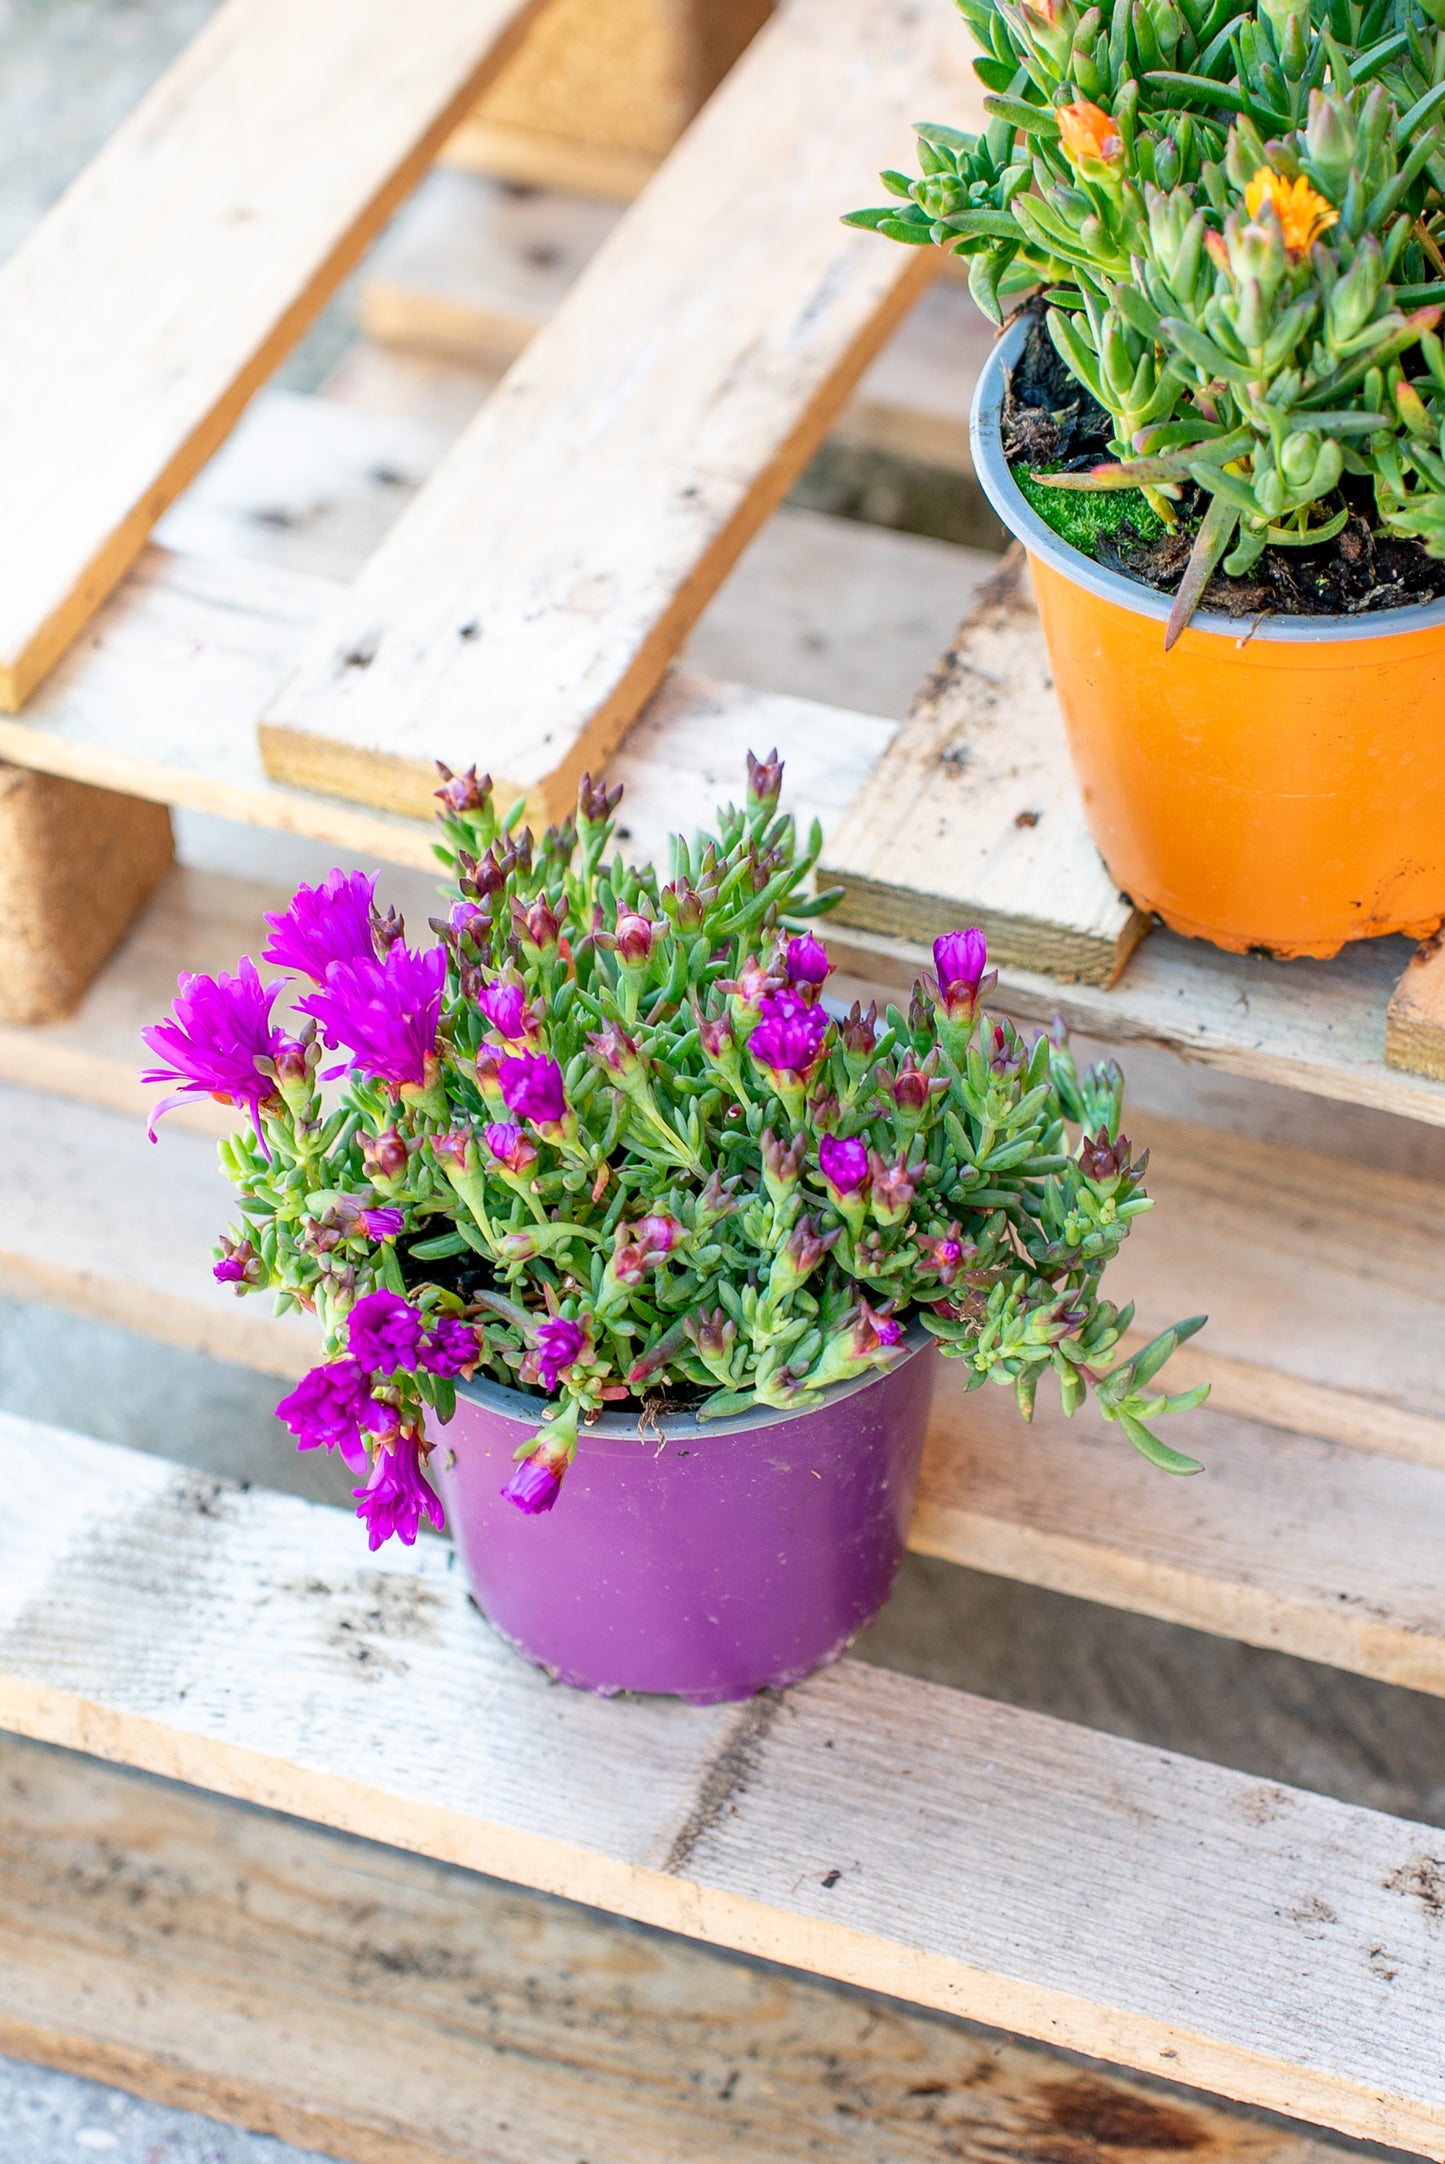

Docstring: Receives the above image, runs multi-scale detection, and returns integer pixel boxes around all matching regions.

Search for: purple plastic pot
[428,1326,938,1704]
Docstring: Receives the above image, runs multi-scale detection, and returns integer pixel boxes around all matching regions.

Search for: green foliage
[848,0,1445,622]
[214,765,1204,1474]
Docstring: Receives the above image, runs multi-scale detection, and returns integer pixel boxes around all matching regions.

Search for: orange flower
[1243,167,1337,255]
[1056,101,1123,165]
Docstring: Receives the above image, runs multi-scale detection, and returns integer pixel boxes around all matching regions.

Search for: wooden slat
[828,919,1445,1129]
[3,1732,1353,2164]
[821,552,1149,985]
[0,0,543,708]
[257,0,978,821]
[919,1373,1445,1692]
[2,1420,1443,2156]
[0,488,1440,1122]
[7,1076,1445,1684]
[1387,934,1445,1080]
[359,166,994,474]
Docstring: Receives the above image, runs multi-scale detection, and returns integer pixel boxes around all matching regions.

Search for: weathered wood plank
[1387,935,1445,1082]
[0,0,544,708]
[919,1373,1445,1692]
[821,552,1149,986]
[0,476,1440,1121]
[828,918,1445,1129]
[359,166,994,474]
[257,0,978,821]
[1,1420,1442,2155]
[3,1731,1355,2164]
[6,1076,1445,1685]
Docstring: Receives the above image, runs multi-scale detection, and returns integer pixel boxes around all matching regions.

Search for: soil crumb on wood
[1003,308,1445,619]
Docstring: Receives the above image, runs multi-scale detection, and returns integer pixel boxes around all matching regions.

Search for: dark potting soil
[1002,308,1445,619]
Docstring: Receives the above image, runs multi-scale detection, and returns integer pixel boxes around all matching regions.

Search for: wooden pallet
[2,0,1444,2151]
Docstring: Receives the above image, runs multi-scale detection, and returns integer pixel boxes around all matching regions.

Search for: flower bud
[434,763,492,815]
[614,911,657,964]
[869,1155,917,1225]
[746,747,784,809]
[362,1128,410,1182]
[661,879,706,932]
[484,1121,538,1174]
[577,771,623,825]
[511,894,562,951]
[1056,101,1122,170]
[588,1022,644,1080]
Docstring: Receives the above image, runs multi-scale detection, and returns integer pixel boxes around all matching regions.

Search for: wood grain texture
[2,1420,1444,2156]
[441,116,665,199]
[1387,935,1445,1081]
[821,552,1148,984]
[917,1373,1445,1692]
[0,768,172,1025]
[4,1073,1445,1689]
[258,0,978,820]
[0,471,1440,1121]
[0,0,544,708]
[827,919,1445,1129]
[360,167,994,474]
[0,1732,1363,2164]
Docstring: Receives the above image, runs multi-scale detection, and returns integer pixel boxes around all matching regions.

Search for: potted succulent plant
[143,758,1203,1703]
[847,0,1445,959]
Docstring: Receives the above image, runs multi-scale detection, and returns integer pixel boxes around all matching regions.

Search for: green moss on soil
[1014,464,1170,556]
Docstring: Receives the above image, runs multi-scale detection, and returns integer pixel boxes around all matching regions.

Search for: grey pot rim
[969,314,1445,645]
[453,1318,936,1441]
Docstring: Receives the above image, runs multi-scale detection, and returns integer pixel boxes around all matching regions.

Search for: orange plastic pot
[971,320,1445,958]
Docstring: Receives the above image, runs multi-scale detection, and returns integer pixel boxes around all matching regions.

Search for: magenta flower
[275,1358,385,1474]
[449,899,489,937]
[297,942,444,1090]
[213,1254,247,1284]
[818,1134,869,1197]
[353,1434,445,1550]
[361,1207,405,1241]
[421,1316,480,1377]
[784,935,832,992]
[500,1052,568,1126]
[347,1289,425,1373]
[534,1316,585,1393]
[748,999,828,1080]
[933,928,989,1018]
[919,1230,968,1285]
[483,1121,537,1173]
[501,1454,564,1515]
[142,959,287,1141]
[477,980,529,1039]
[854,1300,904,1355]
[262,870,376,983]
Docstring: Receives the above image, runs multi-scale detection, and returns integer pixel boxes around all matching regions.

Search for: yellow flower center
[1243,167,1338,255]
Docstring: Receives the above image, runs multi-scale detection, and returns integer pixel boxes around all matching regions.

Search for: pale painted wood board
[360,165,994,473]
[0,1081,311,1377]
[1388,935,1445,1083]
[0,0,546,707]
[1,1420,1443,2154]
[4,1732,1355,2164]
[919,1369,1445,1692]
[7,1073,1445,1689]
[0,508,1439,1123]
[258,0,984,821]
[821,553,1149,985]
[827,918,1445,1129]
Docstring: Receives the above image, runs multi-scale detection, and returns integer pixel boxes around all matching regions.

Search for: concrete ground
[3,4,1443,2159]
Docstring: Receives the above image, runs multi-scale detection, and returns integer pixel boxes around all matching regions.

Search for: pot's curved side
[430,1335,939,1703]
[970,319,1445,957]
